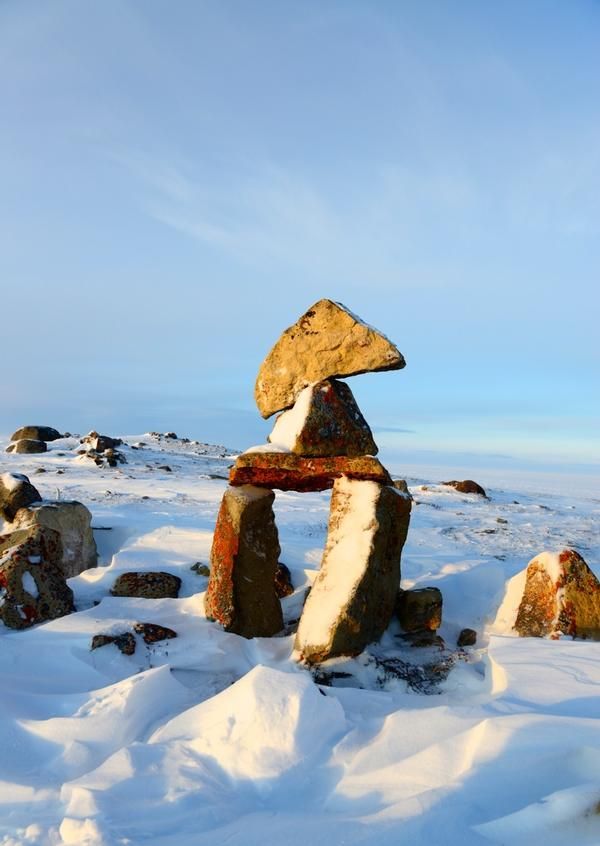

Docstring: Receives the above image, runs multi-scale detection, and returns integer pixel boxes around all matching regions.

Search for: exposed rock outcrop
[10,426,62,442]
[255,299,405,418]
[205,485,283,638]
[442,479,487,498]
[6,439,47,455]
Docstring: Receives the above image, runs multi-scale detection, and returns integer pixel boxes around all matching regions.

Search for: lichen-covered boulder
[6,439,47,455]
[205,485,283,638]
[442,479,487,497]
[0,473,41,523]
[0,527,74,629]
[295,478,412,663]
[230,453,392,492]
[10,426,62,442]
[255,299,405,418]
[110,572,182,599]
[514,549,600,639]
[397,587,442,632]
[12,501,97,578]
[267,379,378,457]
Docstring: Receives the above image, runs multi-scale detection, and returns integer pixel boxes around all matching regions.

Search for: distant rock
[392,479,412,497]
[191,562,210,576]
[205,485,283,638]
[80,432,123,451]
[442,479,488,498]
[275,562,294,598]
[396,587,442,633]
[230,453,392,492]
[514,549,600,640]
[295,479,412,663]
[6,439,47,455]
[268,379,378,457]
[110,572,182,599]
[0,526,75,629]
[255,299,405,418]
[163,432,178,439]
[457,628,477,647]
[10,426,62,442]
[11,501,97,578]
[0,473,41,522]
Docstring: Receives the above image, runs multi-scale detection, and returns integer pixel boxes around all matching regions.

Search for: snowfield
[0,433,599,846]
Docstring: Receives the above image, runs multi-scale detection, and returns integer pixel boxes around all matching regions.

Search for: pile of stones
[78,431,126,467]
[205,299,413,663]
[5,425,62,454]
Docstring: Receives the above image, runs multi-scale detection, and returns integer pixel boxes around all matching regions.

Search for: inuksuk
[205,299,412,663]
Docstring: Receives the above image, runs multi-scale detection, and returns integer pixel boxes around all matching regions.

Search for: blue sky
[1,0,598,472]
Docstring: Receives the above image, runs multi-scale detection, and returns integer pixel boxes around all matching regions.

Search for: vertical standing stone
[295,478,412,663]
[205,485,283,638]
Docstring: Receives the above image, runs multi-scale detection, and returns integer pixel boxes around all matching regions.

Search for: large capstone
[295,478,412,663]
[514,549,600,640]
[0,526,75,629]
[255,299,405,418]
[230,453,392,492]
[205,485,283,638]
[11,501,98,578]
[268,379,378,457]
[0,473,41,523]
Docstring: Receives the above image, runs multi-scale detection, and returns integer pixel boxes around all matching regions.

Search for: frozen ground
[0,432,599,846]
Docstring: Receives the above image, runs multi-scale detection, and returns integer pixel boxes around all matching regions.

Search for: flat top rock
[10,426,62,442]
[255,299,405,418]
[230,453,392,492]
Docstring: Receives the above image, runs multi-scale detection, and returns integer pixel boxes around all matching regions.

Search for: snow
[268,384,315,450]
[243,443,291,454]
[0,432,598,845]
[296,478,382,650]
[1,472,31,492]
[21,572,38,598]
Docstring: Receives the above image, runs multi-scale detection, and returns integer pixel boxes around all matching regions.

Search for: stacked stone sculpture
[205,299,412,662]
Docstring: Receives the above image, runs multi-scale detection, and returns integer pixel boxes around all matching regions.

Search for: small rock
[392,479,412,497]
[91,632,136,655]
[275,562,294,598]
[34,468,47,474]
[157,465,172,472]
[110,571,182,599]
[133,622,177,643]
[457,628,477,647]
[6,439,47,455]
[496,517,508,524]
[10,426,62,442]
[442,479,488,498]
[397,587,443,632]
[191,562,210,576]
[164,432,178,439]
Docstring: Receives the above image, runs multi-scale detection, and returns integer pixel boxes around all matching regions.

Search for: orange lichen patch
[230,454,392,492]
[204,498,238,628]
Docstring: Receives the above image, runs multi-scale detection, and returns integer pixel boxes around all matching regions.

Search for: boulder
[295,478,412,663]
[396,587,442,632]
[0,526,74,629]
[275,562,294,598]
[267,379,378,457]
[10,426,62,442]
[255,299,405,418]
[205,485,283,638]
[514,549,600,640]
[442,479,487,498]
[80,431,123,451]
[0,473,41,522]
[6,439,47,455]
[110,572,182,599]
[230,453,392,492]
[11,501,97,578]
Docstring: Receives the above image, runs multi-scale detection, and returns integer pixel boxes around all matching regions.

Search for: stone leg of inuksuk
[295,477,412,663]
[205,485,283,638]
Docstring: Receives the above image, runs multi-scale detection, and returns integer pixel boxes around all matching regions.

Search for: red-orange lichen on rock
[230,453,392,492]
